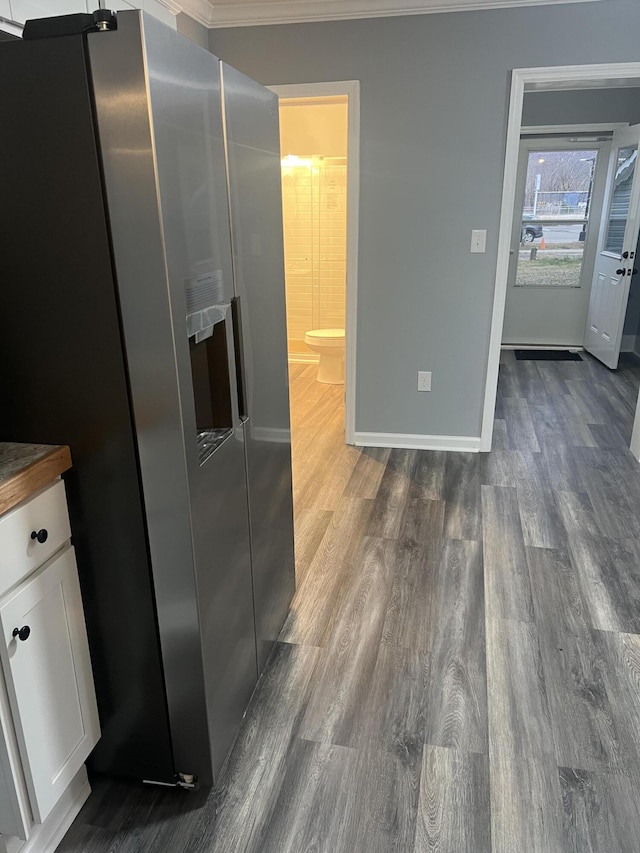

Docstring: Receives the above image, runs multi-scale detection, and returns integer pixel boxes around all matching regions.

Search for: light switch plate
[471,229,487,253]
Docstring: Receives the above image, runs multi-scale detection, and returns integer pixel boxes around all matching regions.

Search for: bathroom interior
[278,95,350,505]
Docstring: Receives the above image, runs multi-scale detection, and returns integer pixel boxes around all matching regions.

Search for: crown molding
[176,0,604,28]
[156,0,185,12]
[170,0,214,21]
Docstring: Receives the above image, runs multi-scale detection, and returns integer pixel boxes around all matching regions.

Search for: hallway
[58,353,640,852]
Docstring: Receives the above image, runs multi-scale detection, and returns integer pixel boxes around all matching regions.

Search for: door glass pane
[603,146,637,255]
[515,149,598,287]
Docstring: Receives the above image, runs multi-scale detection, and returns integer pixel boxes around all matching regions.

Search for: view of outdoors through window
[515,148,598,287]
[603,146,637,254]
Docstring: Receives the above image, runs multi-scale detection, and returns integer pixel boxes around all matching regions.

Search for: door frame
[481,62,640,453]
[268,80,360,445]
[502,135,611,347]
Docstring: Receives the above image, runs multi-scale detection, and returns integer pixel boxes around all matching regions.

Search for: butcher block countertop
[0,443,72,516]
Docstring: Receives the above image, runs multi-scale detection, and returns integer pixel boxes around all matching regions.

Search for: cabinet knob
[12,626,30,642]
[30,529,48,544]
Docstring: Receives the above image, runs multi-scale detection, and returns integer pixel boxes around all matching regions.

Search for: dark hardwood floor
[58,352,640,852]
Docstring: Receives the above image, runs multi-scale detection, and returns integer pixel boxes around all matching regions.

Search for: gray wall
[623,233,640,336]
[523,87,640,128]
[176,12,209,49]
[209,0,640,440]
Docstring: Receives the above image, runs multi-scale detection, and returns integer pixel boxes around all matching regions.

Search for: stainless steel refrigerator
[0,9,295,787]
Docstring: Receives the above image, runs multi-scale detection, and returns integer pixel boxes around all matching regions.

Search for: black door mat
[514,349,582,361]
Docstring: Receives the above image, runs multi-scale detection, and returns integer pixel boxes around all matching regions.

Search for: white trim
[480,69,525,451]
[270,80,360,446]
[0,17,23,37]
[481,61,640,453]
[631,398,640,462]
[271,80,358,99]
[501,344,584,350]
[631,343,640,460]
[155,0,184,11]
[171,0,215,25]
[18,768,90,853]
[521,122,628,135]
[177,0,604,28]
[517,63,640,90]
[354,431,481,452]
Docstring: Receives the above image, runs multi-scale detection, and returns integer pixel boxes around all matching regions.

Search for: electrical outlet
[417,371,431,392]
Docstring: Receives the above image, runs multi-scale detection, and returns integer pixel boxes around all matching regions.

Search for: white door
[584,124,640,368]
[502,139,609,347]
[0,546,100,823]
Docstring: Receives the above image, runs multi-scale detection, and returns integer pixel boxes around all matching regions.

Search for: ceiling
[175,0,604,28]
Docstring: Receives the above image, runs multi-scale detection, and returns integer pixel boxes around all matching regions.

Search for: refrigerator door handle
[230,297,248,423]
[222,303,244,430]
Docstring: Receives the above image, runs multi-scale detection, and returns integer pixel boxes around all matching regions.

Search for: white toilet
[304,328,345,384]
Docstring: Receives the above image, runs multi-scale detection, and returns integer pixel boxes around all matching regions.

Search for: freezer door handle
[219,308,243,431]
[231,297,248,422]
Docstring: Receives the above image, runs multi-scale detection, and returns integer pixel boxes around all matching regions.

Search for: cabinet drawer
[0,480,71,593]
[0,546,100,823]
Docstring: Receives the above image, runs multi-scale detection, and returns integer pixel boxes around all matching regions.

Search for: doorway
[502,137,610,347]
[482,62,640,458]
[279,98,348,365]
[583,123,640,368]
[269,81,360,446]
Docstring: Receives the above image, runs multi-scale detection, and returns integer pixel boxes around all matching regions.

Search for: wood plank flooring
[58,352,640,852]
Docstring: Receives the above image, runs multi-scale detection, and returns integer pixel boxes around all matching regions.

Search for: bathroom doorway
[270,81,359,445]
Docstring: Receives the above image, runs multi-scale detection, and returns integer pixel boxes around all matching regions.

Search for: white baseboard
[288,353,319,364]
[501,344,584,351]
[18,768,90,853]
[354,431,481,452]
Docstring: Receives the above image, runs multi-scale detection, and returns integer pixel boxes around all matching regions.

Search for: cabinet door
[0,546,100,823]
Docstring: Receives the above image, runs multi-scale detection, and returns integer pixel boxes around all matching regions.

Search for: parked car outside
[521,215,543,243]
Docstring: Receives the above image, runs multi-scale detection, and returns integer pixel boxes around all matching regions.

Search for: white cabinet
[0,481,71,594]
[0,547,99,823]
[0,470,100,851]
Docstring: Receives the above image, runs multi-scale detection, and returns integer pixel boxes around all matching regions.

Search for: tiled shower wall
[281,157,347,356]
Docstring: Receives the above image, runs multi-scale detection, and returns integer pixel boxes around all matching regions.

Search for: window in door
[515,148,600,288]
[603,146,637,255]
